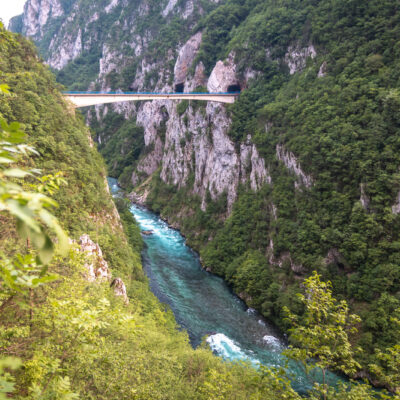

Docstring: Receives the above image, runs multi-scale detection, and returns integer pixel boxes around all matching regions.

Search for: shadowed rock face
[162,0,179,17]
[49,28,82,69]
[276,144,313,189]
[110,278,129,304]
[284,43,316,74]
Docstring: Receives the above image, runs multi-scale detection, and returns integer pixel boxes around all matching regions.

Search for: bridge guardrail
[62,91,241,95]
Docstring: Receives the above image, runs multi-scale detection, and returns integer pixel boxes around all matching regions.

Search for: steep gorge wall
[11,0,315,214]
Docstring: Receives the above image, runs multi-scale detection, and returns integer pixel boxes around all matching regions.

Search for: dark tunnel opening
[175,83,184,93]
[227,84,241,93]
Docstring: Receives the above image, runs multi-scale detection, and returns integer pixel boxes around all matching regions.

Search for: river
[109,178,340,393]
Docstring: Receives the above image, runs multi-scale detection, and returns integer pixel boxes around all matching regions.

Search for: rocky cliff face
[12,0,316,216]
[21,0,65,38]
[11,1,400,387]
[124,41,272,211]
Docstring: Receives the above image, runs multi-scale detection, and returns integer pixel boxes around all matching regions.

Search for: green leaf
[3,168,33,178]
[6,200,41,233]
[30,229,46,249]
[0,357,21,370]
[0,157,13,164]
[31,274,58,286]
[0,84,10,94]
[38,235,54,265]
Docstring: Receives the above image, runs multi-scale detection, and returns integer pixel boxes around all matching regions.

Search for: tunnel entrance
[227,84,241,93]
[175,83,184,93]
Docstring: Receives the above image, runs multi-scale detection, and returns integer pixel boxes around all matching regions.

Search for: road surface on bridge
[63,91,240,107]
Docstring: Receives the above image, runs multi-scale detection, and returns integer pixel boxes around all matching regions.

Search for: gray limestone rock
[276,144,313,188]
[284,44,316,74]
[174,32,203,86]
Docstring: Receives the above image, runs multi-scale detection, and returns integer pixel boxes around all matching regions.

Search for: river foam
[207,333,260,365]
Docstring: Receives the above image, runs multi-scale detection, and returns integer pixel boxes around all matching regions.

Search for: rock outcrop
[318,61,328,77]
[324,248,349,271]
[360,183,370,211]
[110,278,129,304]
[276,144,313,188]
[174,32,202,87]
[207,52,239,92]
[392,191,400,214]
[78,234,129,304]
[48,28,82,69]
[79,234,111,282]
[240,136,272,190]
[267,238,305,274]
[162,0,179,17]
[284,43,316,74]
[105,0,120,14]
[22,0,64,38]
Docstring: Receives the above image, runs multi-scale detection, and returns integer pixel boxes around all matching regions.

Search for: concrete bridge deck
[63,91,240,107]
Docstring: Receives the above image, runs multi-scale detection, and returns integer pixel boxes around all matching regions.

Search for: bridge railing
[62,91,241,95]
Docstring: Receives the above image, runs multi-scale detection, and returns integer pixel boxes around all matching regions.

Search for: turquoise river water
[109,178,340,393]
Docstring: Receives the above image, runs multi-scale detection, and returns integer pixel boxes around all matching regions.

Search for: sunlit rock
[22,0,64,37]
[79,234,111,282]
[284,43,316,74]
[360,183,370,211]
[392,191,400,214]
[318,61,328,77]
[207,52,238,92]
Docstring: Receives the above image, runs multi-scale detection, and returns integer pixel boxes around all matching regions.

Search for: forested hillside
[197,0,400,380]
[8,0,400,393]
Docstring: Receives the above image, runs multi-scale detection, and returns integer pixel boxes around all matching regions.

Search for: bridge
[63,91,240,108]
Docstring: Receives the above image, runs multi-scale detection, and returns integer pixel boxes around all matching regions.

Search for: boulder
[111,278,129,304]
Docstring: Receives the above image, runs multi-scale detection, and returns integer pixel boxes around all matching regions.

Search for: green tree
[284,272,361,399]
[0,82,69,398]
[370,308,400,395]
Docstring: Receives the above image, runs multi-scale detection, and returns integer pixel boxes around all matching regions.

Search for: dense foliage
[90,110,145,190]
